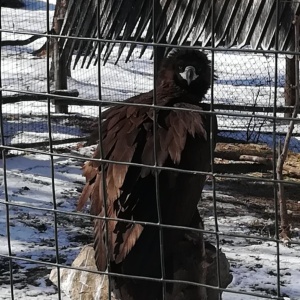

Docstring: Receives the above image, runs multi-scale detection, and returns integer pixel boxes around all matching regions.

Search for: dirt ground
[214,142,300,229]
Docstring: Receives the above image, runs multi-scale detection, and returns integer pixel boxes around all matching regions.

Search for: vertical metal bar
[210,0,221,298]
[273,0,281,297]
[46,1,61,299]
[294,20,300,123]
[96,3,102,108]
[2,153,15,300]
[0,3,14,299]
[0,146,15,300]
[152,0,166,298]
[96,1,112,299]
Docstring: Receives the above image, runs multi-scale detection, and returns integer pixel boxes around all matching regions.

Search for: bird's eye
[178,65,184,72]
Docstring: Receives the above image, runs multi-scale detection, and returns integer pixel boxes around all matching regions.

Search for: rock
[165,235,232,300]
[49,245,115,300]
[205,242,233,300]
[50,242,232,300]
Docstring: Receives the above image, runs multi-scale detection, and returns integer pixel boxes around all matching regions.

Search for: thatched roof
[60,0,300,68]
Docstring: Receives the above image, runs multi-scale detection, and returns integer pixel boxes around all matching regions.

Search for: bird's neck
[157,81,202,105]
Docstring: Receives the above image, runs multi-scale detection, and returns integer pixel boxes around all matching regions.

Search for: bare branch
[276,15,300,243]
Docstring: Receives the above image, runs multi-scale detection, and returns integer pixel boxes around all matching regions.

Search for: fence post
[284,14,300,118]
[284,56,296,118]
[53,0,68,113]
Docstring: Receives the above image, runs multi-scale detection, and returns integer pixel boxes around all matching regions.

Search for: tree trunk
[277,15,300,243]
[53,0,69,113]
[284,56,296,118]
[277,144,290,244]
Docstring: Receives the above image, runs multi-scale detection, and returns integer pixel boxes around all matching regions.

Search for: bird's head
[158,48,213,99]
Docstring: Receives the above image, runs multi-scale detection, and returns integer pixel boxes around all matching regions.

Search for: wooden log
[1,89,79,104]
[215,143,273,160]
[239,154,273,166]
[1,34,43,47]
[212,103,294,113]
[4,137,86,150]
[284,165,300,179]
[214,162,271,174]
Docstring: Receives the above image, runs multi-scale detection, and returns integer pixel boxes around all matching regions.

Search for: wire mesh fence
[1,0,300,300]
[2,43,300,150]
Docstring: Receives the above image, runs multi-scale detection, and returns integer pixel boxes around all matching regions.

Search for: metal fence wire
[1,0,300,299]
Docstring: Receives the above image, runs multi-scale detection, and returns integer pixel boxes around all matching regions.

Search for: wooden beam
[1,90,79,104]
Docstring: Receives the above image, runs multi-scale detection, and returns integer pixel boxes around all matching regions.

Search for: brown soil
[214,142,300,227]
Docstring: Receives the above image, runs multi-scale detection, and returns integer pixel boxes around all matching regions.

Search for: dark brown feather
[115,223,144,264]
[93,214,107,271]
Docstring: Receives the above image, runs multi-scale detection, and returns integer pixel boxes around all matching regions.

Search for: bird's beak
[179,66,199,85]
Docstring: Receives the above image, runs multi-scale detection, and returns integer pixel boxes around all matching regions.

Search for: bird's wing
[78,96,209,270]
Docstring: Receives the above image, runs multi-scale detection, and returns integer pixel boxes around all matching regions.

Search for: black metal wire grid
[1,0,300,300]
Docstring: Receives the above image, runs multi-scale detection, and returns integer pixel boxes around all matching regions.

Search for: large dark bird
[78,49,219,299]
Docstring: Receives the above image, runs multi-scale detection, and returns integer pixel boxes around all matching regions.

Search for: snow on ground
[0,152,88,299]
[1,1,300,300]
[201,191,300,300]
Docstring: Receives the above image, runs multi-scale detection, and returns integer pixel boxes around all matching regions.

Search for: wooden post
[284,56,296,118]
[53,0,68,113]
